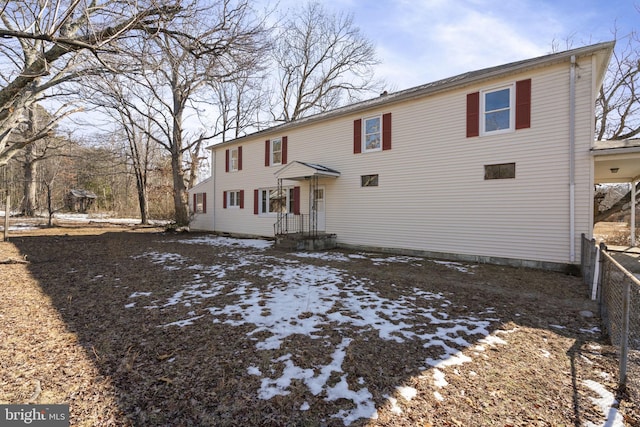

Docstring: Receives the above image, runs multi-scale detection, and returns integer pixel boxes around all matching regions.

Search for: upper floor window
[466,79,531,138]
[271,138,282,165]
[482,85,514,134]
[225,146,242,172]
[265,137,288,166]
[353,113,392,154]
[364,116,381,151]
[230,148,239,171]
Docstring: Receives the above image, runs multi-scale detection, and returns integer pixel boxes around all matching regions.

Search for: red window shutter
[223,191,227,209]
[254,189,259,214]
[293,186,301,215]
[382,113,392,150]
[225,149,230,172]
[282,136,288,165]
[193,193,197,212]
[202,193,206,213]
[265,140,270,166]
[515,79,531,129]
[353,119,362,154]
[238,146,243,170]
[466,92,480,137]
[239,190,245,209]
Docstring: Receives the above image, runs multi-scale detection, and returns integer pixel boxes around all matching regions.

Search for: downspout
[569,55,576,262]
[211,149,216,232]
[632,178,637,246]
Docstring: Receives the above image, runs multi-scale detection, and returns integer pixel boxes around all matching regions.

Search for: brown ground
[1,222,638,426]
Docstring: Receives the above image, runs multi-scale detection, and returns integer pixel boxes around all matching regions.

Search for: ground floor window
[228,190,241,208]
[259,187,294,214]
[194,192,206,213]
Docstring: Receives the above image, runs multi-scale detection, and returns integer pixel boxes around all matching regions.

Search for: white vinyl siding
[207,53,602,265]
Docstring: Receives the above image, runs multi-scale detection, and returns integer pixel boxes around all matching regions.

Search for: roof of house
[209,41,615,150]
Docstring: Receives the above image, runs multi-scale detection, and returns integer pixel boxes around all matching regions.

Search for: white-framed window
[271,137,282,165]
[363,116,381,152]
[259,187,294,215]
[194,192,206,213]
[481,85,514,135]
[230,148,239,171]
[228,190,241,208]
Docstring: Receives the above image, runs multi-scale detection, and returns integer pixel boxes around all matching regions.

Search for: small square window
[484,163,515,180]
[361,174,379,187]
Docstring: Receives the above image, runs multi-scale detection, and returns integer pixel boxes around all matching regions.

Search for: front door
[313,186,325,231]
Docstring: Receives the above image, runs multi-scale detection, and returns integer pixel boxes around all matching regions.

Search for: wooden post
[619,279,631,387]
[3,191,9,242]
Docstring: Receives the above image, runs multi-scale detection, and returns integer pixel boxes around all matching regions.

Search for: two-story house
[189,41,616,270]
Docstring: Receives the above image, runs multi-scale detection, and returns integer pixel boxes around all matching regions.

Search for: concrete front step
[275,233,337,251]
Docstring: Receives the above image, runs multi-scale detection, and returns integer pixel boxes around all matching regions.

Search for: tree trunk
[22,147,37,216]
[171,149,189,226]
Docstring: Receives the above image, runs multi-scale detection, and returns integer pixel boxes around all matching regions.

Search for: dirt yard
[1,224,638,426]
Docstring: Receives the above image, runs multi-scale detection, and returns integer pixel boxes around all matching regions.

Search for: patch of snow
[388,397,402,414]
[540,349,551,358]
[293,251,351,262]
[172,235,273,250]
[583,380,625,427]
[300,402,310,411]
[160,315,204,328]
[550,324,566,330]
[247,366,262,376]
[129,291,152,298]
[396,386,417,401]
[370,255,423,265]
[132,245,503,425]
[432,260,475,274]
[580,326,601,334]
[124,302,136,308]
[433,369,448,388]
[434,391,444,401]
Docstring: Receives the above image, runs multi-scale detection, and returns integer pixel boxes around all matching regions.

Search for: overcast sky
[269,0,639,91]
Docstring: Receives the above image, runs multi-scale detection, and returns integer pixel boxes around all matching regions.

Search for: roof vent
[380,91,388,97]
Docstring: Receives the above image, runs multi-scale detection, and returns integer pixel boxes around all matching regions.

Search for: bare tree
[596,30,640,140]
[0,0,181,166]
[9,105,71,216]
[271,1,382,122]
[592,27,640,224]
[104,0,269,226]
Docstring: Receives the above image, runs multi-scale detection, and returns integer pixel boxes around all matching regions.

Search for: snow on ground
[126,235,617,426]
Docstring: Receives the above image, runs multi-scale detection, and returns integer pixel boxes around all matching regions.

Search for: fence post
[619,279,631,387]
[3,192,9,242]
[591,243,600,300]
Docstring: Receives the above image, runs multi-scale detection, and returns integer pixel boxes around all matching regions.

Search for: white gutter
[569,55,576,262]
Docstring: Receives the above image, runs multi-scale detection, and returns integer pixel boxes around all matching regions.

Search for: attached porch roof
[274,161,340,181]
[592,139,640,184]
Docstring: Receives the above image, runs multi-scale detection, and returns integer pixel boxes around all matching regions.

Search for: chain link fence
[582,234,640,400]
